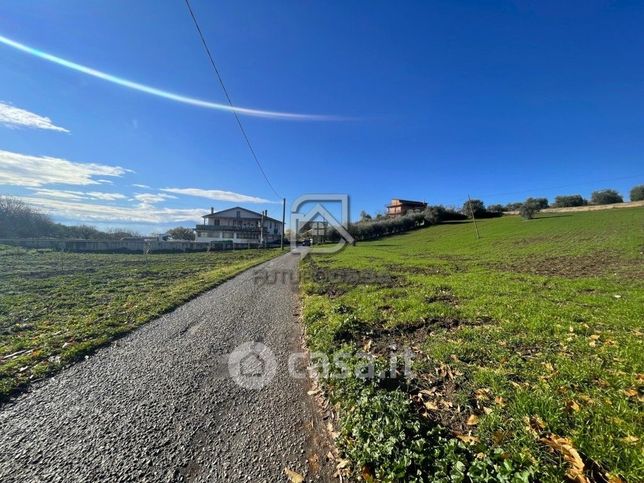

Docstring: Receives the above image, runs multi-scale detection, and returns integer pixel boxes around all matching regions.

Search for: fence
[0,238,238,253]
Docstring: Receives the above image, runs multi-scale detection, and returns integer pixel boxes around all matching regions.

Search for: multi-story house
[195,207,283,247]
[386,198,427,217]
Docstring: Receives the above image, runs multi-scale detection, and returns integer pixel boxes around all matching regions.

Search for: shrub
[525,197,548,209]
[487,204,505,213]
[519,200,540,219]
[462,199,486,218]
[590,189,623,205]
[553,194,587,208]
[504,202,523,211]
[629,185,644,201]
[359,210,372,222]
[429,205,468,222]
[167,226,196,241]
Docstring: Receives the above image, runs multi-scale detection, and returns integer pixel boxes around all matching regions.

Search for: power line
[183,0,281,198]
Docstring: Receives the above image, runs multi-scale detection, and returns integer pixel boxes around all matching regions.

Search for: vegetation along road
[301,207,643,482]
[0,252,332,481]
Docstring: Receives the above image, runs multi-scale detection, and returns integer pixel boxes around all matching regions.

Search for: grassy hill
[301,208,643,482]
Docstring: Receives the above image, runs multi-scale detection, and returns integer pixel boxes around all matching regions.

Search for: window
[236,210,241,218]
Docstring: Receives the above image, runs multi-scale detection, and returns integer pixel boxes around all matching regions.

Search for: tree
[553,195,587,208]
[519,199,540,219]
[487,204,505,213]
[504,202,523,211]
[0,196,56,238]
[359,210,372,222]
[462,199,486,218]
[525,197,549,209]
[167,226,196,241]
[590,189,623,205]
[629,185,644,202]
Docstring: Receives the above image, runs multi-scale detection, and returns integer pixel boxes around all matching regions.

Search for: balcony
[196,224,262,233]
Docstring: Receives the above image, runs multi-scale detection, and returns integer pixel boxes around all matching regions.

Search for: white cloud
[18,196,205,224]
[86,192,128,201]
[161,187,275,204]
[132,183,151,189]
[0,149,129,187]
[0,101,69,132]
[30,189,85,200]
[134,193,176,206]
[30,188,127,201]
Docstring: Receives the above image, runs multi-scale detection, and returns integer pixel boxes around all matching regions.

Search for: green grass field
[300,208,643,482]
[0,247,278,402]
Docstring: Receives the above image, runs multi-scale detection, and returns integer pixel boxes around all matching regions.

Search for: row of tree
[485,185,644,213]
[0,196,139,240]
[330,205,466,242]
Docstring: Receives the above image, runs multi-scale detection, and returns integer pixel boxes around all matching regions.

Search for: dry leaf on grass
[566,400,581,413]
[284,468,304,483]
[474,388,491,400]
[524,415,546,435]
[466,414,480,426]
[621,435,639,444]
[492,431,507,445]
[456,434,479,444]
[424,400,439,411]
[540,434,587,483]
[623,388,638,398]
[336,459,350,470]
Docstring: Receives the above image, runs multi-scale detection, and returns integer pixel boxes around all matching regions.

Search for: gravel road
[0,252,333,482]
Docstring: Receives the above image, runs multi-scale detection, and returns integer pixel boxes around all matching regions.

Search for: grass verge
[300,208,643,482]
[0,246,279,402]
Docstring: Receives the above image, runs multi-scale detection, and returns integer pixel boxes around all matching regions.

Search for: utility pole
[467,194,480,239]
[280,198,286,250]
[260,210,265,248]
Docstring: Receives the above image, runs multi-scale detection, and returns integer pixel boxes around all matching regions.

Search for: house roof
[202,206,282,224]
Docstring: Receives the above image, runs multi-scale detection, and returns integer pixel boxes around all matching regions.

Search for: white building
[195,207,283,248]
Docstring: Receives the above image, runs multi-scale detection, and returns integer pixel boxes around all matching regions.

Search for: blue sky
[0,0,642,233]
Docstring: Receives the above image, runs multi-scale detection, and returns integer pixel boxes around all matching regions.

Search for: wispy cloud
[161,187,275,204]
[0,34,344,121]
[0,149,129,187]
[19,196,204,224]
[134,193,177,207]
[0,101,69,132]
[30,188,128,201]
[132,183,151,189]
